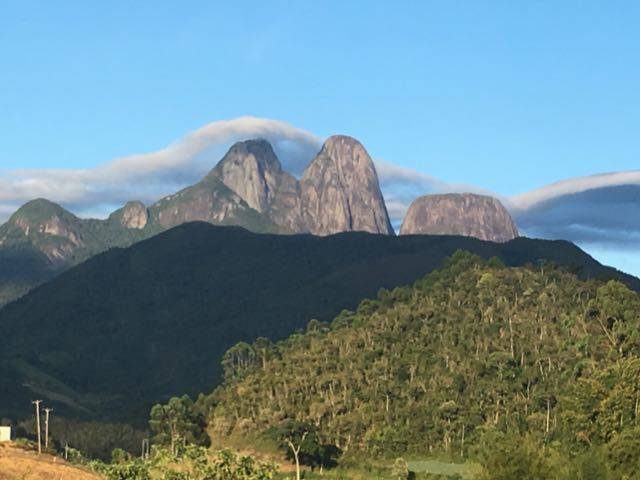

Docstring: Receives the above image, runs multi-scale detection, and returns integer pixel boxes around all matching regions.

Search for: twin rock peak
[194,135,395,236]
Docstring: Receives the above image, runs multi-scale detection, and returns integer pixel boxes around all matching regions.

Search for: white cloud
[510,170,640,210]
[502,170,640,253]
[0,116,321,221]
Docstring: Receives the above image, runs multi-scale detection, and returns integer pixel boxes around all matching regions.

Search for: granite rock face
[300,135,394,235]
[209,140,305,232]
[200,136,394,236]
[400,193,519,242]
[111,201,149,229]
[210,140,285,213]
[148,175,283,234]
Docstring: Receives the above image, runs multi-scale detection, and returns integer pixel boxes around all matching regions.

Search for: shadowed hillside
[0,223,637,423]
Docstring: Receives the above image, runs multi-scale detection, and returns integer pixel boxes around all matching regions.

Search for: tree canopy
[202,251,640,477]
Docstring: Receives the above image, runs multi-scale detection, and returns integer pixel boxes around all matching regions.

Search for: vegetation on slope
[202,252,640,477]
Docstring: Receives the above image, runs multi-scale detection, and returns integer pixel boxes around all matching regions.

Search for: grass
[407,459,481,479]
[271,459,481,480]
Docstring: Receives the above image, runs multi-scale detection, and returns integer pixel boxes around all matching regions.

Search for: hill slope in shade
[0,223,637,423]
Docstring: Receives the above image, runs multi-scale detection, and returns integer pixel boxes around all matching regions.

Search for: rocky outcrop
[200,136,393,236]
[400,193,519,242]
[300,135,393,235]
[148,175,283,234]
[209,140,305,232]
[210,140,283,213]
[110,201,149,229]
[1,199,85,261]
[6,199,82,242]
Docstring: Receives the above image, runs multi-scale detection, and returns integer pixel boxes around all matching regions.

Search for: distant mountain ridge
[0,136,392,306]
[0,222,637,423]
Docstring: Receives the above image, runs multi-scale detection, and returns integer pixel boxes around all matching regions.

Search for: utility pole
[32,400,42,454]
[44,407,53,450]
[141,438,150,460]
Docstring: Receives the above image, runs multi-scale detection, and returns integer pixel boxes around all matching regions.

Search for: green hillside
[205,252,640,478]
[0,224,637,426]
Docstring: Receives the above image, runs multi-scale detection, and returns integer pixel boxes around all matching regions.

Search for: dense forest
[190,251,640,478]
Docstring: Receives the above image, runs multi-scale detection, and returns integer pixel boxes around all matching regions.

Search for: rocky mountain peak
[320,134,364,157]
[9,198,74,223]
[7,199,83,244]
[400,193,519,242]
[300,135,393,235]
[209,139,286,214]
[0,199,85,262]
[110,201,149,229]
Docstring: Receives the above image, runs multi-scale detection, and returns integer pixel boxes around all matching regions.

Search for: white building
[0,426,10,442]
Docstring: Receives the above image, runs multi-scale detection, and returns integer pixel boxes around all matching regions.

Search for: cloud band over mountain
[511,183,640,250]
[1,116,638,255]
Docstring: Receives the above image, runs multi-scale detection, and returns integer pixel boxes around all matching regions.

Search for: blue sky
[1,1,639,274]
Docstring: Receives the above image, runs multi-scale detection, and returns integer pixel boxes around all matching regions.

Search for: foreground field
[274,460,480,480]
[0,442,102,480]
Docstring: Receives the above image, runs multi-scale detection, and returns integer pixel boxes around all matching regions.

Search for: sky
[1,1,639,274]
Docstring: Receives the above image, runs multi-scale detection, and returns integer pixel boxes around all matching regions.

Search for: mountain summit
[209,139,288,213]
[300,135,394,235]
[209,139,305,232]
[1,199,86,262]
[208,136,395,235]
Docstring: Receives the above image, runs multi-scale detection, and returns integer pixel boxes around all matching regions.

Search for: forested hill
[0,223,637,423]
[207,252,640,475]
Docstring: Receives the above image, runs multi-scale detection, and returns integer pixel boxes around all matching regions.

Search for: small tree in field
[268,420,332,480]
[149,395,209,454]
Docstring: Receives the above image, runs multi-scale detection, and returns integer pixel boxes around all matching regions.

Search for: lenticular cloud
[0,117,321,221]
